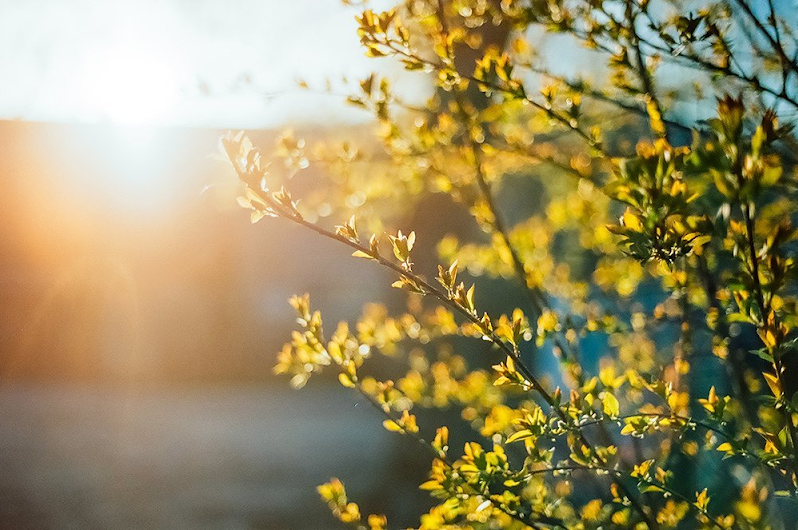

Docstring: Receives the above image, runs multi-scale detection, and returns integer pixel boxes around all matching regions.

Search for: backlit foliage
[221,0,798,528]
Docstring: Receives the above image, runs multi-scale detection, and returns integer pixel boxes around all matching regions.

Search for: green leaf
[750,348,775,363]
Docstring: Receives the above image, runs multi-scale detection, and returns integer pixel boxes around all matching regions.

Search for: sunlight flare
[76,41,182,126]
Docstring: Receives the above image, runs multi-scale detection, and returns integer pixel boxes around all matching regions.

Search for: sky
[0,0,403,128]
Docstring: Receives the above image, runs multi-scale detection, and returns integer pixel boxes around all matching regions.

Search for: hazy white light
[77,41,182,125]
[0,0,416,128]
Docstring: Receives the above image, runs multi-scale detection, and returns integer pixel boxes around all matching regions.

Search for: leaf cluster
[219,0,798,528]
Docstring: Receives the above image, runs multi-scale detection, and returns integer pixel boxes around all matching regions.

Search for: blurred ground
[0,383,426,529]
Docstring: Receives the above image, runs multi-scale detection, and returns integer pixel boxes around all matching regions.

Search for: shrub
[220,1,798,528]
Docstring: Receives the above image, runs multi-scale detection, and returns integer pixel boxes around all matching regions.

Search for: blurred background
[0,0,440,527]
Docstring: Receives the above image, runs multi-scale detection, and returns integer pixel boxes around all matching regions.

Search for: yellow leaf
[367,514,387,530]
[621,209,642,231]
[432,427,448,454]
[620,423,636,436]
[758,328,777,348]
[419,480,441,491]
[382,419,402,432]
[602,392,620,417]
[599,365,617,388]
[695,488,709,510]
[506,429,534,443]
[338,373,356,388]
[401,411,419,433]
[764,372,782,398]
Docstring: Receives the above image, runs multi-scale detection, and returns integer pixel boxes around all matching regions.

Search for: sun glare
[66,38,183,207]
[77,41,182,126]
